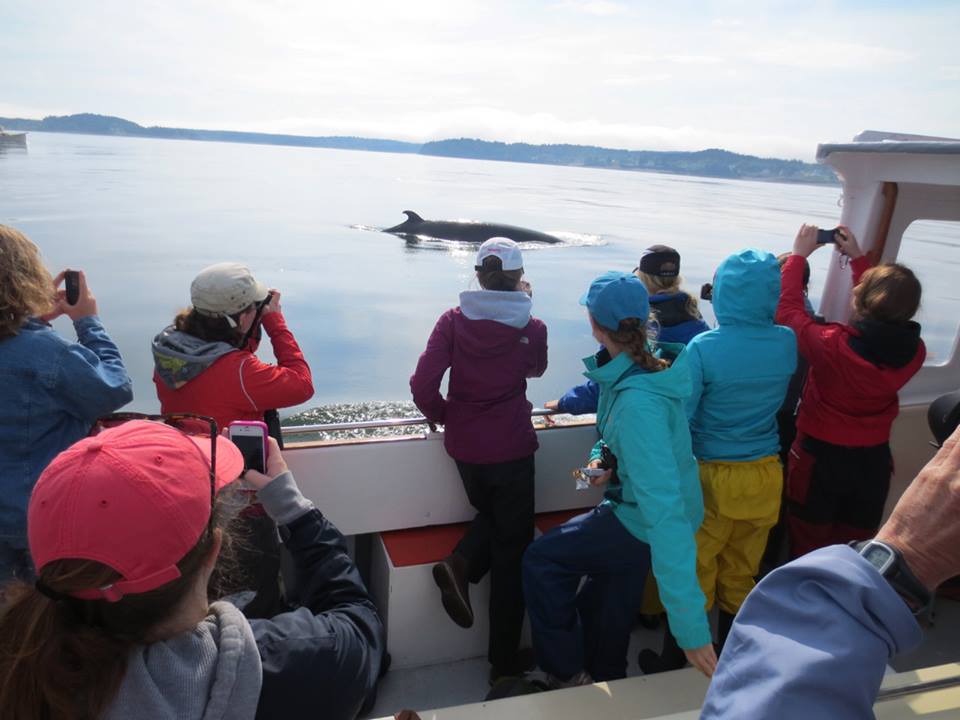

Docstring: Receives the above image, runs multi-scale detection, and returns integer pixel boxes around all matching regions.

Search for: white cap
[475,237,523,272]
[190,262,269,317]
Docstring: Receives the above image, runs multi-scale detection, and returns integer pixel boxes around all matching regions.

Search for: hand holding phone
[700,283,713,302]
[228,421,269,474]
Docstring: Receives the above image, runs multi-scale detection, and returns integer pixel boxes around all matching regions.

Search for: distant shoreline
[0,112,838,186]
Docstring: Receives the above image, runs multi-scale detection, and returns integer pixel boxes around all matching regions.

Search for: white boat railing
[280,408,559,437]
[875,673,960,702]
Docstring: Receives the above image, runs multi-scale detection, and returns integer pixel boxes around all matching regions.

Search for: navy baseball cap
[579,271,650,331]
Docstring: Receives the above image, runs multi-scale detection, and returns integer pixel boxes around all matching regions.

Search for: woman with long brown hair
[0,224,132,585]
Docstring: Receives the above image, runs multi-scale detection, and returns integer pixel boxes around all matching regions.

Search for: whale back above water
[383,210,562,244]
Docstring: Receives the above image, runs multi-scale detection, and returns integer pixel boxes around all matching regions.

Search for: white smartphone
[228,420,269,474]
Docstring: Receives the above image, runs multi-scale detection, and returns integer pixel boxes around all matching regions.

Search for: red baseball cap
[28,420,244,602]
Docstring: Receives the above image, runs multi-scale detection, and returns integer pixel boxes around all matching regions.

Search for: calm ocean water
[1,133,955,420]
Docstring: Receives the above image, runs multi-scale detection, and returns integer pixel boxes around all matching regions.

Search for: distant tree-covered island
[0,113,837,185]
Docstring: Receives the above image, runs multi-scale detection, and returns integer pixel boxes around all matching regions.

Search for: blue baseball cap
[579,271,650,331]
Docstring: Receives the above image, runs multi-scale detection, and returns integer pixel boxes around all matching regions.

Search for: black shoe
[489,647,537,686]
[638,628,686,675]
[432,554,473,628]
[637,612,662,630]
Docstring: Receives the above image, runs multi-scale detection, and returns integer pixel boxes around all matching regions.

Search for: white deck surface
[366,599,960,718]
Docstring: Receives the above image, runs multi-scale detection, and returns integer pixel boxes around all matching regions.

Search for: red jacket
[154,312,314,432]
[775,255,924,447]
[410,292,548,465]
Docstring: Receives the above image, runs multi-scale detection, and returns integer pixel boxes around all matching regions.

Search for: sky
[1,0,958,160]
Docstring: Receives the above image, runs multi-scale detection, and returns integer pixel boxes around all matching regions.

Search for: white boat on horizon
[0,125,28,148]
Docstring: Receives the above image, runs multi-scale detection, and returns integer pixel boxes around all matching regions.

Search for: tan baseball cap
[190,262,269,317]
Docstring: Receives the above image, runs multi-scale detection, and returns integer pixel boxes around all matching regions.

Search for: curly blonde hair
[0,225,54,339]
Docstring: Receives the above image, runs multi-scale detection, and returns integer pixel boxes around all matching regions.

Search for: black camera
[700,282,713,302]
[817,227,840,244]
[599,444,619,485]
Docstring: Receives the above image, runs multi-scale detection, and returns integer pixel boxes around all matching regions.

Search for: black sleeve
[251,509,386,720]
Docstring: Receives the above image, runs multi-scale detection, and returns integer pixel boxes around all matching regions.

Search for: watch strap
[852,540,932,616]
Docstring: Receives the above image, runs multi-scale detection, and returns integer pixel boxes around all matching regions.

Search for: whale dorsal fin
[402,210,423,223]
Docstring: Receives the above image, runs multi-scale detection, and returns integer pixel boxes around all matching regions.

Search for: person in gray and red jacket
[410,237,548,685]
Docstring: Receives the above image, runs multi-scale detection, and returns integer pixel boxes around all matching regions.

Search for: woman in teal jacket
[522,272,715,687]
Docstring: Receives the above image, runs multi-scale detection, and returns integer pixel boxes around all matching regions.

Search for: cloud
[712,18,745,28]
[747,39,912,70]
[558,1,627,17]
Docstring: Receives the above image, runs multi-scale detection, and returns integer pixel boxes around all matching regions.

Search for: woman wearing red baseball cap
[0,418,384,720]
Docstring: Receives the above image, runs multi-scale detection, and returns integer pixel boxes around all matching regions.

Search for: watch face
[862,543,896,574]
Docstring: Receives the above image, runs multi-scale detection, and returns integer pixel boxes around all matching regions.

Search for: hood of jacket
[849,319,922,369]
[459,289,532,328]
[712,249,781,327]
[455,290,534,359]
[584,341,691,401]
[152,326,238,389]
[650,292,700,326]
[103,601,262,720]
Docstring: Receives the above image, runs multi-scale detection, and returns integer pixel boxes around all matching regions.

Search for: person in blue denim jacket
[0,225,133,584]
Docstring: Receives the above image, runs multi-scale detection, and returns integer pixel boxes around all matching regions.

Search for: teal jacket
[685,249,797,461]
[585,346,710,650]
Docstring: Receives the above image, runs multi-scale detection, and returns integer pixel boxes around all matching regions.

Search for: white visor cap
[190,262,269,317]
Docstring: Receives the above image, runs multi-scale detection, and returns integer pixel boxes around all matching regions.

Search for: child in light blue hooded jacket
[641,249,796,674]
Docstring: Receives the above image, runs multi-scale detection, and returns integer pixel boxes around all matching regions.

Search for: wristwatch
[851,540,932,615]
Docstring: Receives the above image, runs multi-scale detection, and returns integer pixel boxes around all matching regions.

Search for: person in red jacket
[152,262,314,431]
[776,225,924,558]
[410,238,548,685]
[152,262,314,615]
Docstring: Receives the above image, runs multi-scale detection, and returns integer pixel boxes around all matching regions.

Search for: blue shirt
[0,317,132,546]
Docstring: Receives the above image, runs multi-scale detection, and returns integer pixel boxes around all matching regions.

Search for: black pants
[786,434,892,558]
[455,455,535,671]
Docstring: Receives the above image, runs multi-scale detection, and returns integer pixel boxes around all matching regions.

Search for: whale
[383,211,563,245]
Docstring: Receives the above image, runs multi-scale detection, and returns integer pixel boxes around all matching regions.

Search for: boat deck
[366,598,960,718]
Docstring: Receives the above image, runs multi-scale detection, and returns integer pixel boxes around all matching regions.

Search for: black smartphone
[817,228,839,244]
[700,282,713,302]
[65,270,80,305]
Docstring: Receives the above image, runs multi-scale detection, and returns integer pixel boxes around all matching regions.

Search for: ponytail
[607,316,669,372]
[0,503,229,720]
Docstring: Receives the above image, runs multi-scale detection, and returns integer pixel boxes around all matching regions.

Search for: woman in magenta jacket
[410,238,547,684]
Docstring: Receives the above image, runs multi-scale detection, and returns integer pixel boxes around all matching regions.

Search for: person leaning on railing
[0,418,385,720]
[701,394,960,719]
[0,224,133,587]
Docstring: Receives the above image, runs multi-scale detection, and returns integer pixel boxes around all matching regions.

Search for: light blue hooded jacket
[685,250,797,461]
[585,345,711,650]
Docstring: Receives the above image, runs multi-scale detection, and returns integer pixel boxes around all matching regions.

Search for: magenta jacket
[410,290,548,464]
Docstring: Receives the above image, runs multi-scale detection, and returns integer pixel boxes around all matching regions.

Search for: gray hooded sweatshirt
[103,600,262,720]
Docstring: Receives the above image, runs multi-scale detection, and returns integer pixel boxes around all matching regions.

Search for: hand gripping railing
[280,408,560,438]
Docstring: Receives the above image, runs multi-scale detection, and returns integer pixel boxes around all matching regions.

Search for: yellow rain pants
[695,456,782,615]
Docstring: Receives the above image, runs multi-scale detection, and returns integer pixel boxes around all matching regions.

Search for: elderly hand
[875,426,960,591]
